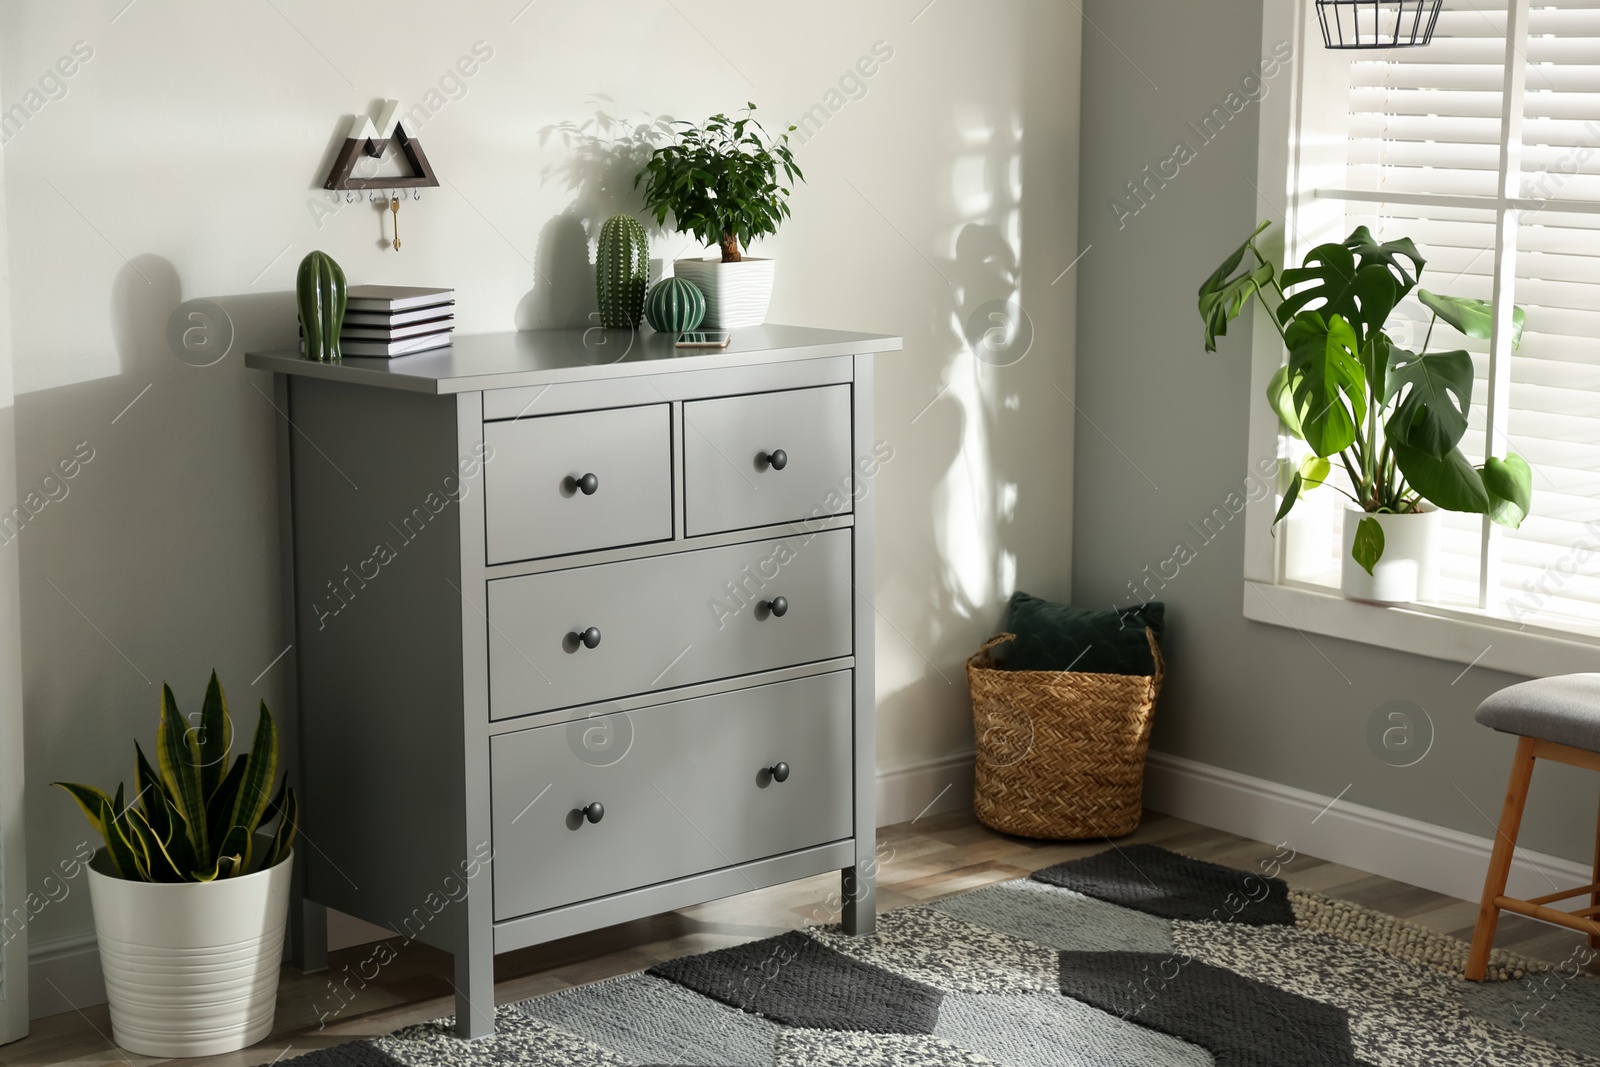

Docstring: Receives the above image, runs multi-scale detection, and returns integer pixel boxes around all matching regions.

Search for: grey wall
[1074,0,1593,863]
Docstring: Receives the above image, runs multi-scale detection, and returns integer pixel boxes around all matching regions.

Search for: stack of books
[307,285,455,358]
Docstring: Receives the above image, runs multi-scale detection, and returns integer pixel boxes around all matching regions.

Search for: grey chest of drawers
[245,325,900,1038]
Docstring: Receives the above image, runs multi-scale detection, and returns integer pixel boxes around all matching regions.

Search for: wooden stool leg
[1591,783,1600,954]
[1467,736,1537,981]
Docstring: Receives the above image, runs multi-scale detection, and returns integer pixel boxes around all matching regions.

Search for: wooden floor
[4,809,1595,1067]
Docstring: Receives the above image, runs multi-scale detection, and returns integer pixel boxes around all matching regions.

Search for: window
[1247,0,1600,672]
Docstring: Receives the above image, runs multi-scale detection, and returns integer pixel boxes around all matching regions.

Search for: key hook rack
[324,99,439,250]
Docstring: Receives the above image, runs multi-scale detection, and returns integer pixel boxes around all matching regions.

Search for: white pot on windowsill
[1340,506,1441,605]
[673,257,775,329]
[86,845,294,1057]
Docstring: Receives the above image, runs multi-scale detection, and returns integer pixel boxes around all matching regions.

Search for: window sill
[1242,580,1600,680]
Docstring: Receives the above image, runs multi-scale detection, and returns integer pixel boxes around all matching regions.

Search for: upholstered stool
[1466,674,1600,980]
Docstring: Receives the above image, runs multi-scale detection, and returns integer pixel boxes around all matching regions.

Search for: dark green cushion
[994,592,1164,675]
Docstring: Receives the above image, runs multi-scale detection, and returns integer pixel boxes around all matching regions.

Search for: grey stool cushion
[1475,674,1600,753]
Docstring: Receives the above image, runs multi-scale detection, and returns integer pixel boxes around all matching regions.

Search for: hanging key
[390,195,402,251]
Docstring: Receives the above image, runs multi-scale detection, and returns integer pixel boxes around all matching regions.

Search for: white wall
[1,0,1080,982]
[0,39,34,1039]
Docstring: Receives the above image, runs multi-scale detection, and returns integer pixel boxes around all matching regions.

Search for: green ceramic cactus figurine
[595,215,649,329]
[644,276,706,333]
[296,250,347,362]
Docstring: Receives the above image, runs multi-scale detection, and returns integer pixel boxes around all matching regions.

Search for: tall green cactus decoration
[595,215,649,329]
[296,250,347,362]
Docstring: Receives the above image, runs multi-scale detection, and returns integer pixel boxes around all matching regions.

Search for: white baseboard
[1143,750,1592,904]
[869,749,1591,910]
[875,752,975,827]
[27,933,102,1020]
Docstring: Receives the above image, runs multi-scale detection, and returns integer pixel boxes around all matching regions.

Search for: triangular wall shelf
[324,99,440,191]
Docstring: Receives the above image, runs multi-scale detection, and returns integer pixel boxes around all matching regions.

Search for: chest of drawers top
[244,323,902,394]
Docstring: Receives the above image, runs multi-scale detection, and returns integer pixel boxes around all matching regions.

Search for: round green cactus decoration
[643,277,707,334]
[595,215,649,329]
[296,250,347,362]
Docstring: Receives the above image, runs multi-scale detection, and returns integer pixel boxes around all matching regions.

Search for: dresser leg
[292,899,328,973]
[453,946,496,1039]
[840,863,876,935]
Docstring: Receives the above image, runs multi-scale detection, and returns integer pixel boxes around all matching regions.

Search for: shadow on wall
[13,254,294,944]
[874,104,1034,748]
[517,103,674,330]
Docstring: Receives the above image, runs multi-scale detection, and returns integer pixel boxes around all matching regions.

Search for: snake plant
[54,672,297,882]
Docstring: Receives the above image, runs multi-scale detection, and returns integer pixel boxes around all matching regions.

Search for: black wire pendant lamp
[1316,0,1444,48]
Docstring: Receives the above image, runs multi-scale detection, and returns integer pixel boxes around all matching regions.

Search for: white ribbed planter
[1340,506,1440,605]
[673,257,775,328]
[86,848,293,1057]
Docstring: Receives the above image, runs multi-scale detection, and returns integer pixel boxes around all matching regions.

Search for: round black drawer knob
[575,626,602,649]
[768,762,791,783]
[583,801,605,824]
[765,596,788,618]
[567,472,600,495]
[761,449,788,471]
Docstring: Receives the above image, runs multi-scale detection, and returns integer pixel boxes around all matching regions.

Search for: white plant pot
[86,848,293,1057]
[673,257,775,328]
[1340,507,1440,605]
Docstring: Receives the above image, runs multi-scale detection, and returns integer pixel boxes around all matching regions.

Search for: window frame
[1243,0,1600,677]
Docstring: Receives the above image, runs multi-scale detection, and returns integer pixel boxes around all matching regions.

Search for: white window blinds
[1298,0,1600,634]
[1503,1,1600,626]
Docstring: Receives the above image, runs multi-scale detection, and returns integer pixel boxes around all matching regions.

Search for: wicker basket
[967,629,1164,840]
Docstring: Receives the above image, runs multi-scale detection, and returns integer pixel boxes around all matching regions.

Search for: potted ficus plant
[636,103,803,328]
[1199,221,1533,604]
[54,672,298,1056]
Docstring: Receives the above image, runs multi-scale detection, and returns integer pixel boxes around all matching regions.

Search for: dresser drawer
[684,385,853,536]
[490,671,854,920]
[487,528,852,719]
[483,405,672,564]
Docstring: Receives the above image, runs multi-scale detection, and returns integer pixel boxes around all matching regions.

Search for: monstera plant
[1199,221,1532,583]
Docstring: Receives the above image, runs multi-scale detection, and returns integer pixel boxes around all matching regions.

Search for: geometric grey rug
[1031,843,1299,926]
[284,845,1600,1066]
